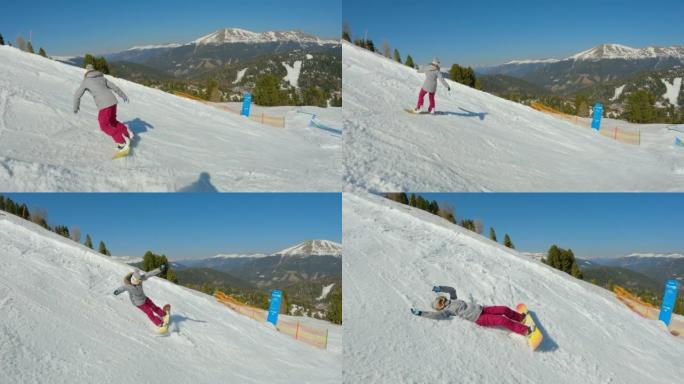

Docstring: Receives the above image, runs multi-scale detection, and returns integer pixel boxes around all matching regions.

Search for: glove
[73,106,79,114]
[411,308,422,316]
[447,87,451,92]
[123,96,129,103]
[113,288,121,296]
[432,286,441,293]
[160,264,167,272]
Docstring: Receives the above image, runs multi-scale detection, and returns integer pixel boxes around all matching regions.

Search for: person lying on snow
[73,64,134,154]
[410,285,535,336]
[114,265,168,328]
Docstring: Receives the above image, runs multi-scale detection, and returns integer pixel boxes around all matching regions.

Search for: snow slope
[343,41,684,191]
[0,212,340,384]
[343,193,684,383]
[0,45,341,192]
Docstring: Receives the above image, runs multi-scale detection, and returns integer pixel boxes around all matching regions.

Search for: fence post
[295,322,300,340]
[324,329,328,350]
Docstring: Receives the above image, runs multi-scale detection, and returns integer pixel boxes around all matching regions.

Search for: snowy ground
[343,41,684,191]
[342,193,684,383]
[0,45,341,192]
[0,212,341,384]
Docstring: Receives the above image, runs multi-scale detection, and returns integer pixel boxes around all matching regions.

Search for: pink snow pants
[416,88,436,112]
[97,104,128,144]
[475,306,528,335]
[137,298,165,326]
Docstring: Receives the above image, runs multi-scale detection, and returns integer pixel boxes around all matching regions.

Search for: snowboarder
[73,64,134,155]
[113,265,169,329]
[413,57,450,114]
[410,285,534,336]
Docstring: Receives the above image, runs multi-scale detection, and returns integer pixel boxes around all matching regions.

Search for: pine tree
[253,75,284,106]
[98,241,110,256]
[489,227,497,242]
[26,41,34,54]
[546,245,561,268]
[0,34,5,45]
[366,39,375,52]
[570,262,583,279]
[342,21,351,42]
[84,234,93,249]
[393,49,402,63]
[503,234,514,249]
[409,193,417,207]
[625,90,656,123]
[326,289,342,325]
[405,55,415,68]
[38,47,46,57]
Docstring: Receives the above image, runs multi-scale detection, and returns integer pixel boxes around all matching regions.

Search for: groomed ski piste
[342,41,684,191]
[0,212,341,384]
[342,193,684,383]
[0,45,341,192]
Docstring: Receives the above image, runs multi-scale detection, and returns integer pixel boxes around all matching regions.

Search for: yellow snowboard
[157,304,171,334]
[516,303,543,351]
[112,146,130,160]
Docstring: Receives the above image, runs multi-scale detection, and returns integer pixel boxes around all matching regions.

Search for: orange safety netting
[613,285,684,338]
[530,102,640,145]
[174,92,286,128]
[214,291,329,349]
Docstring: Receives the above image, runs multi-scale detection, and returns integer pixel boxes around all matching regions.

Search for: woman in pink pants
[414,57,451,114]
[114,266,170,328]
[73,64,134,154]
[410,285,534,336]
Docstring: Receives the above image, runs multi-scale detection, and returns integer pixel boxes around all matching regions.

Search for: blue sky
[0,0,340,56]
[418,193,684,259]
[3,193,341,260]
[344,0,684,66]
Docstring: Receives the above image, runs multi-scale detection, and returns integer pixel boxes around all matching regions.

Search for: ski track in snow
[343,193,684,384]
[661,77,682,106]
[0,45,341,192]
[611,84,626,101]
[317,283,335,301]
[342,41,684,192]
[282,61,302,88]
[0,213,341,384]
[233,68,248,84]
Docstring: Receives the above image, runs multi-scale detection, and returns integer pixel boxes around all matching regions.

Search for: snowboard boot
[125,126,135,141]
[413,107,422,114]
[429,109,435,115]
[117,135,131,150]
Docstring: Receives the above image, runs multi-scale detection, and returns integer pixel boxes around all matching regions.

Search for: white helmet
[431,57,441,67]
[130,270,142,285]
[432,295,450,310]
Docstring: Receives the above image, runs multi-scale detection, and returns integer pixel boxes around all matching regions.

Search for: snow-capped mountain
[192,28,338,46]
[209,253,269,259]
[175,240,341,288]
[626,252,684,259]
[567,44,684,61]
[275,240,342,257]
[591,253,684,287]
[478,43,684,94]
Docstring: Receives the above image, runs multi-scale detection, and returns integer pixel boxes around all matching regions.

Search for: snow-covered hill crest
[0,45,341,192]
[0,212,340,383]
[343,193,684,383]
